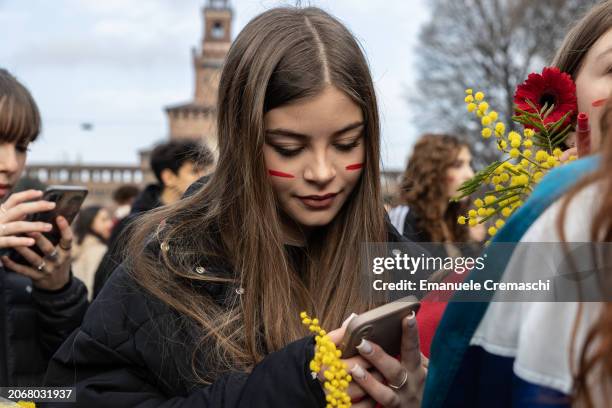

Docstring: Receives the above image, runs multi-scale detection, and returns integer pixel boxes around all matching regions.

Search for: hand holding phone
[0,190,56,250]
[340,296,420,359]
[2,186,88,291]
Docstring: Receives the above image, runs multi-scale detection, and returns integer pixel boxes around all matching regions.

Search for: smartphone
[340,296,420,359]
[9,185,88,262]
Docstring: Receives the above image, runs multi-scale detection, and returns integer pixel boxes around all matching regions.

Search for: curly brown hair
[400,133,471,243]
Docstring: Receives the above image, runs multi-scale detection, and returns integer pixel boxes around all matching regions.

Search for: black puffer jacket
[45,242,328,407]
[0,260,88,386]
[44,220,427,407]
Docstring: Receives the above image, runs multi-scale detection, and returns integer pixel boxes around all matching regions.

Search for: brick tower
[165,0,233,153]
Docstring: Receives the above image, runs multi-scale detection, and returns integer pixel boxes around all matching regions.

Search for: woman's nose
[303,153,336,185]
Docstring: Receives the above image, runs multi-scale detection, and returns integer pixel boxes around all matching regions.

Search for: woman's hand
[0,190,55,249]
[322,315,385,407]
[1,214,74,291]
[349,313,428,408]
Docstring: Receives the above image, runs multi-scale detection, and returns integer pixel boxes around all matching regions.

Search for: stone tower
[165,0,233,153]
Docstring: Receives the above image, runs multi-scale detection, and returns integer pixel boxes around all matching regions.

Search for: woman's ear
[160,168,177,189]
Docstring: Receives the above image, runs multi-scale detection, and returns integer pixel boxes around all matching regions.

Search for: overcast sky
[0,0,430,171]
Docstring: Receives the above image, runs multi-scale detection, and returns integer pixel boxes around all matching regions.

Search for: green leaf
[525,99,541,113]
[550,125,573,147]
[482,184,525,196]
[541,103,555,120]
[488,191,522,208]
[514,106,540,119]
[512,116,547,133]
[547,111,573,135]
[452,160,505,201]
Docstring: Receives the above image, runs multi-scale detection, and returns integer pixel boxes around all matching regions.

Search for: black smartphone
[9,185,88,263]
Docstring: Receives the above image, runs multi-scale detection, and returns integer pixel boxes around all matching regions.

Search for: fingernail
[342,313,357,327]
[406,311,416,327]
[350,364,366,380]
[44,224,53,231]
[356,339,373,355]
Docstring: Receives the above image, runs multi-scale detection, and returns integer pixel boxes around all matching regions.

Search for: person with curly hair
[389,133,484,255]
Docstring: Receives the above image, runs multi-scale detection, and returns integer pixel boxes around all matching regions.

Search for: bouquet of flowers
[454,67,578,237]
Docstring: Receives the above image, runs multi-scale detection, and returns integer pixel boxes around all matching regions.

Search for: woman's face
[574,27,612,150]
[445,146,474,199]
[263,85,365,234]
[91,208,113,241]
[0,141,28,201]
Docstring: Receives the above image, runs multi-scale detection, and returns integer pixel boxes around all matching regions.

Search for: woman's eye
[273,145,303,157]
[334,140,360,152]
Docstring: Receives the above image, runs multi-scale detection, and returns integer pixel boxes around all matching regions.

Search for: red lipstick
[592,98,607,107]
[576,112,591,157]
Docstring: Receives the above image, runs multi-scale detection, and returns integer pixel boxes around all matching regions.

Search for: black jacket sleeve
[31,275,88,360]
[44,268,325,408]
[92,215,134,298]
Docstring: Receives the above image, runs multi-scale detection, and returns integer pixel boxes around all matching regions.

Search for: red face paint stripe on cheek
[345,163,364,171]
[268,169,295,178]
[592,98,607,107]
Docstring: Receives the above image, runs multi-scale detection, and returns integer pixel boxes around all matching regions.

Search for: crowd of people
[0,1,611,407]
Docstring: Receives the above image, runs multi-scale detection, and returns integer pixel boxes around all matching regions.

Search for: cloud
[6,0,202,69]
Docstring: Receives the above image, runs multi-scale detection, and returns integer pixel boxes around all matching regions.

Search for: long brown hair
[400,133,470,242]
[126,7,386,383]
[557,97,612,407]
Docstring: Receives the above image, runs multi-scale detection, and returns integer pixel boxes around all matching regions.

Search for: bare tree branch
[408,0,597,167]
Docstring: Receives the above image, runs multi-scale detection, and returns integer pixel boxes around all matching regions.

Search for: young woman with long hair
[45,7,426,407]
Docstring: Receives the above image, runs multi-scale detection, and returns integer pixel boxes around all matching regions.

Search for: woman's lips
[297,192,339,209]
[0,184,12,197]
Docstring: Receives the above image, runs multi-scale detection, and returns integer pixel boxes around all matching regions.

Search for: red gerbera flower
[513,66,577,130]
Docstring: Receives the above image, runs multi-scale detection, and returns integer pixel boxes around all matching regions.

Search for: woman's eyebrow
[265,129,309,140]
[331,121,364,137]
[265,121,364,140]
[597,46,612,61]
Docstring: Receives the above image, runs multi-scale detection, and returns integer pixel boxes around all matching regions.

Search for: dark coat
[0,260,88,386]
[44,217,429,407]
[45,243,326,407]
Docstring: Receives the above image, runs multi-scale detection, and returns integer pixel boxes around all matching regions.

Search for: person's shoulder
[521,182,601,243]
